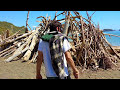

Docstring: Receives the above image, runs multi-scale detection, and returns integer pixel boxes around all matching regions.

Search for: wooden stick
[0,47,16,57]
[5,47,29,62]
[27,51,38,64]
[3,48,16,57]
[80,16,85,44]
[63,11,70,35]
[0,44,17,55]
[25,11,30,33]
[104,33,120,38]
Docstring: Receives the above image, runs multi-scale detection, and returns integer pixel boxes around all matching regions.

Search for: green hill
[0,21,26,35]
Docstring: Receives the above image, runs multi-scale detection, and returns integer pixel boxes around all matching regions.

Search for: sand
[1,56,120,79]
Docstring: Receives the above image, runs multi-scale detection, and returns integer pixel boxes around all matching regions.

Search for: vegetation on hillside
[0,21,26,35]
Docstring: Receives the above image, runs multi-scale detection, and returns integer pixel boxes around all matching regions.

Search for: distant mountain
[0,21,26,35]
[103,29,115,32]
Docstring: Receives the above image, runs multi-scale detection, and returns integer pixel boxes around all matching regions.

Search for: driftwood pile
[0,11,120,70]
[0,28,41,63]
[66,11,120,70]
[0,11,51,63]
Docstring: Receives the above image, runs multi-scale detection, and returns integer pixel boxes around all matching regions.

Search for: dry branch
[104,33,120,37]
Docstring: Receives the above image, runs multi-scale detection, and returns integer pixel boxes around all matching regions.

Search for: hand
[73,68,79,79]
[36,74,42,79]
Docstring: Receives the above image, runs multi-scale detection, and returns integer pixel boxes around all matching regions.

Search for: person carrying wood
[36,20,79,79]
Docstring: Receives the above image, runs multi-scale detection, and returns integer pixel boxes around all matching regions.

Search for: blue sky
[0,11,120,30]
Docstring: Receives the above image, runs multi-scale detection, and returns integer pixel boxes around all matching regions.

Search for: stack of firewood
[0,11,120,70]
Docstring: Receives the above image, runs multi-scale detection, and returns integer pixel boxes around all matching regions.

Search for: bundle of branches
[65,11,120,70]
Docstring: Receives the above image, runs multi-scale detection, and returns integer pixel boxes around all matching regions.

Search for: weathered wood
[4,27,40,62]
[112,46,120,53]
[63,11,70,35]
[103,36,120,59]
[80,16,85,44]
[0,46,17,57]
[23,28,40,61]
[3,48,16,57]
[25,11,30,33]
[27,51,38,64]
[104,33,120,38]
[0,32,32,47]
[5,47,29,62]
[0,43,17,55]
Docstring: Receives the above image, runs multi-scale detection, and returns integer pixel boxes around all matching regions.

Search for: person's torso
[38,39,69,77]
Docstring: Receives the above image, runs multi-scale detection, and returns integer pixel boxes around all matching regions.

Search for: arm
[36,51,43,79]
[65,51,79,79]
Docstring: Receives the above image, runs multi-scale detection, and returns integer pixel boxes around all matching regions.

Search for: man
[36,21,79,79]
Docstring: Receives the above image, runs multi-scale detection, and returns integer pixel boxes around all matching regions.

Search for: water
[104,31,120,46]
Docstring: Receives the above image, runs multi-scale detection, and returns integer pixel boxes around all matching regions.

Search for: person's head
[49,20,62,32]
